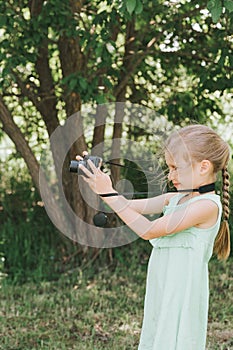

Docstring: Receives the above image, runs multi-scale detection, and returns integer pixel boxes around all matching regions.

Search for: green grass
[0,249,232,350]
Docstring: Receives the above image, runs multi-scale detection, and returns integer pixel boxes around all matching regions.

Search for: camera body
[69,155,102,177]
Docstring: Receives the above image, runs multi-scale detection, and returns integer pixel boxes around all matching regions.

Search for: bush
[0,176,82,284]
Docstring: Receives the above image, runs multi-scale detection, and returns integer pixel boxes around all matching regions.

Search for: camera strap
[99,183,216,198]
[176,182,215,194]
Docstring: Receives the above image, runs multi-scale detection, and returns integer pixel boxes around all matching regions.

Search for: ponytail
[214,167,231,260]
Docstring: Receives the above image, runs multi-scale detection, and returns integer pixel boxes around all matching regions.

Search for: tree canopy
[0,0,232,240]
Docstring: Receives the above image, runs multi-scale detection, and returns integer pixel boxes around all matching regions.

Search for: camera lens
[69,160,79,173]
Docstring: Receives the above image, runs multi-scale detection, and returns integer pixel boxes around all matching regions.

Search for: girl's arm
[100,195,218,240]
[79,159,218,239]
[126,192,176,215]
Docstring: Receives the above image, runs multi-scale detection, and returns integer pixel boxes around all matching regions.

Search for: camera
[69,155,102,177]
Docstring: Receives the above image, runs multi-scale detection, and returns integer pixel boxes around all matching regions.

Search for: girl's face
[165,151,197,190]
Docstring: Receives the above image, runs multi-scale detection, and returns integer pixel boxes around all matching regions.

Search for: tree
[0,0,232,245]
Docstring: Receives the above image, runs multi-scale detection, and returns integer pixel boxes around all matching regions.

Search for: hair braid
[222,167,230,221]
[214,166,231,260]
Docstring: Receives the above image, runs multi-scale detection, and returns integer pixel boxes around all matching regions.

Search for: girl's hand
[76,153,115,195]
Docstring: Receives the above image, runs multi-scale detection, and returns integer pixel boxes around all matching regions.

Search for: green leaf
[135,0,143,14]
[0,14,7,27]
[207,0,223,22]
[229,54,233,68]
[79,77,88,90]
[224,0,233,12]
[126,0,137,15]
[69,77,78,91]
[217,52,226,67]
[96,94,106,104]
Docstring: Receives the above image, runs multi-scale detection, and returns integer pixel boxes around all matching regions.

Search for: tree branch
[0,95,40,190]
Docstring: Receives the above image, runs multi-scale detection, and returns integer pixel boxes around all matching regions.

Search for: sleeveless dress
[138,193,222,350]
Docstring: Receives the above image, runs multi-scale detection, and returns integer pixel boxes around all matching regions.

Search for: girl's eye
[167,166,178,173]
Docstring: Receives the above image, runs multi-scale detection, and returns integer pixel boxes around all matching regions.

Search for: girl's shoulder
[164,192,182,206]
[186,193,221,206]
[164,193,221,213]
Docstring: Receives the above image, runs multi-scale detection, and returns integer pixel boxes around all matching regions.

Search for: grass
[0,244,232,350]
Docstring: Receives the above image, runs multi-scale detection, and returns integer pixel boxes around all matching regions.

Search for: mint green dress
[138,193,222,350]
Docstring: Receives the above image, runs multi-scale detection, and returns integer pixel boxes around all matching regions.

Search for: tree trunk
[110,101,126,186]
[0,96,40,189]
[92,104,108,158]
[111,20,136,185]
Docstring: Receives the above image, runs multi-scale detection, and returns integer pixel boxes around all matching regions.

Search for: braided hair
[213,166,231,260]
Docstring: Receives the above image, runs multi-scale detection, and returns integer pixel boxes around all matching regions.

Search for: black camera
[69,155,102,177]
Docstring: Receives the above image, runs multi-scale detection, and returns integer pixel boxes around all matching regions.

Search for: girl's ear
[200,159,212,174]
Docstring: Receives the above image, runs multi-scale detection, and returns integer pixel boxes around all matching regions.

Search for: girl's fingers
[87,159,99,174]
[76,151,88,161]
[79,164,92,178]
[76,155,83,161]
[76,157,101,179]
[81,176,89,183]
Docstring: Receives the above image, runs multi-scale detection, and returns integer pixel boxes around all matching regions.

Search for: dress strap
[186,193,221,206]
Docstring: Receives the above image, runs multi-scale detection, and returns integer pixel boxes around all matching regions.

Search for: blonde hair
[166,124,231,260]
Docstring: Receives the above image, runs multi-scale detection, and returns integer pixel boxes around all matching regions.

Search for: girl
[77,124,231,350]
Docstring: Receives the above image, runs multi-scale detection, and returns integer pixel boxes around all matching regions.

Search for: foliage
[0,159,106,283]
[0,178,59,282]
[0,0,232,184]
[207,0,233,23]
